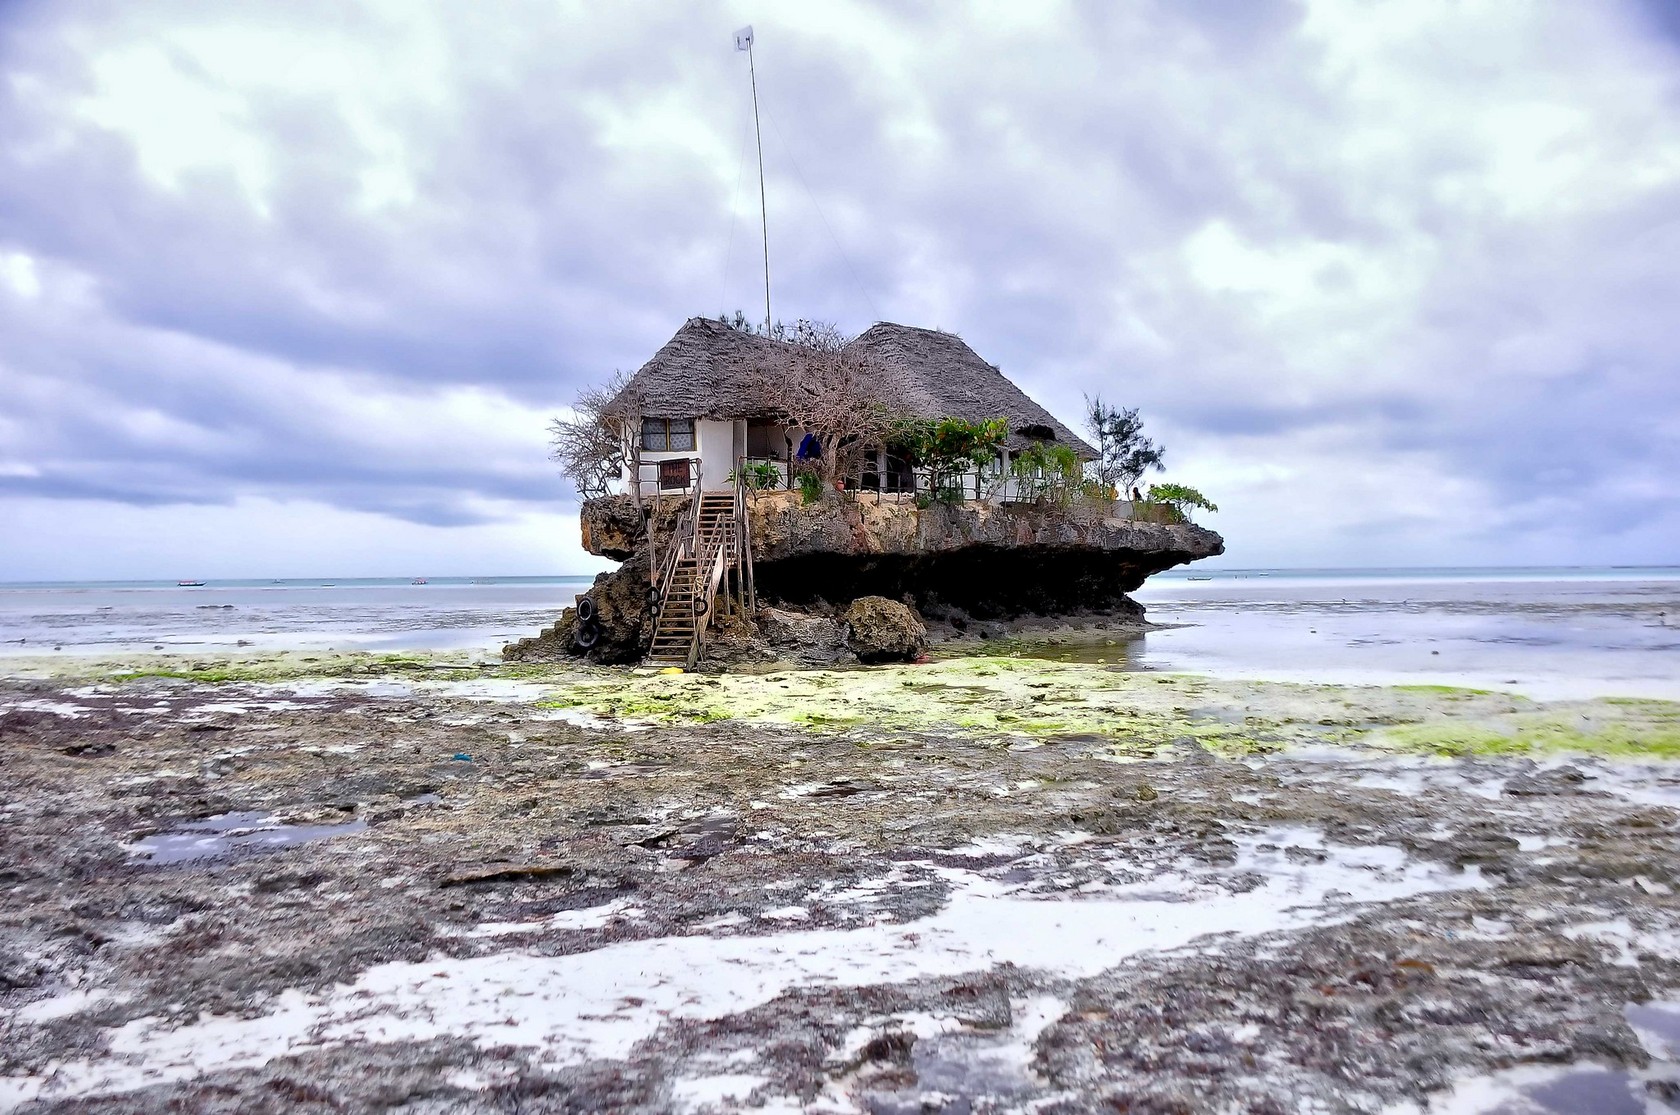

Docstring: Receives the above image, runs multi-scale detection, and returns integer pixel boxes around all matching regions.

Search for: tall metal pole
[747,42,771,336]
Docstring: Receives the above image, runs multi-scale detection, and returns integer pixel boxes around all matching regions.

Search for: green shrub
[734,461,780,490]
[1132,500,1184,524]
[1143,483,1218,523]
[1010,442,1083,505]
[1080,479,1116,502]
[890,416,1009,502]
[795,469,824,504]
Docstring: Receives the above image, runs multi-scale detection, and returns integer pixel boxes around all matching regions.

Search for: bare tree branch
[740,320,899,492]
[549,369,640,500]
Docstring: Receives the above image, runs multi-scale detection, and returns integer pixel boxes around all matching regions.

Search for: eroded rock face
[843,597,928,664]
[578,496,646,562]
[579,496,693,563]
[757,607,850,666]
[550,492,1223,663]
[743,493,1220,618]
[744,492,1221,561]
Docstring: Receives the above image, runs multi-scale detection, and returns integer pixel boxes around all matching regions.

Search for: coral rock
[843,596,928,664]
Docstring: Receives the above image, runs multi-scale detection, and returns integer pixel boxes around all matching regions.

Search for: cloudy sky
[2,0,1677,580]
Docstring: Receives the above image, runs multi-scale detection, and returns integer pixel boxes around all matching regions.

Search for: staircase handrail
[647,489,747,669]
[735,458,756,612]
[686,517,732,668]
[649,497,700,646]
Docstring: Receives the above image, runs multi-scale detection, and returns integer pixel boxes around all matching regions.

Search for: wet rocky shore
[4,653,1680,1113]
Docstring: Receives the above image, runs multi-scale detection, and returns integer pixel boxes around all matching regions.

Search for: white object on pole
[734,25,754,51]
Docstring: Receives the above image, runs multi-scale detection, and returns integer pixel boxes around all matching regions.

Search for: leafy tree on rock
[1084,395,1165,494]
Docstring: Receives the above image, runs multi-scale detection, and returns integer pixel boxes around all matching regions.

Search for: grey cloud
[0,0,1677,568]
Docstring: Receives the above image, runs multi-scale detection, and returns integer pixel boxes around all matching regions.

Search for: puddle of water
[1346,766,1508,801]
[528,706,652,731]
[899,994,1064,1106]
[257,679,416,699]
[1522,1068,1646,1115]
[460,898,645,939]
[15,989,126,1024]
[1627,1001,1680,1058]
[1421,1064,1652,1114]
[127,811,367,864]
[264,678,560,703]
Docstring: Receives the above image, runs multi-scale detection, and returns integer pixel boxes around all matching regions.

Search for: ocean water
[0,576,595,656]
[1,568,1676,700]
[1130,566,1680,700]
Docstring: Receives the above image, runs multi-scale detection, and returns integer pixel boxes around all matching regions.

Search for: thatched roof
[608,317,778,421]
[612,317,1097,458]
[847,323,1096,457]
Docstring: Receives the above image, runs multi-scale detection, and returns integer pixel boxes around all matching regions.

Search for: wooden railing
[648,498,697,645]
[685,516,732,669]
[633,456,698,499]
[735,460,756,613]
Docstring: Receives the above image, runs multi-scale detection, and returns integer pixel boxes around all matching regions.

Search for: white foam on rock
[1562,918,1680,966]
[8,699,94,718]
[669,1072,769,1112]
[0,829,1483,1109]
[458,899,644,939]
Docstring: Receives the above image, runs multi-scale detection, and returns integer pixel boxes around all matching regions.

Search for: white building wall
[695,419,736,490]
[611,417,1116,509]
[616,417,744,497]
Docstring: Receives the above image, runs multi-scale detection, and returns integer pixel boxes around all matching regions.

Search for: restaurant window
[641,417,696,452]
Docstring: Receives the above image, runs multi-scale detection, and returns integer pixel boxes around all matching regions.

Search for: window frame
[640,417,696,452]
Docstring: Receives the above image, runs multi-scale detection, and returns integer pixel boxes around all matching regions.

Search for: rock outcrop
[758,606,850,665]
[843,597,928,663]
[528,491,1225,666]
[503,552,653,665]
[580,497,693,563]
[578,491,1222,619]
[742,493,1219,616]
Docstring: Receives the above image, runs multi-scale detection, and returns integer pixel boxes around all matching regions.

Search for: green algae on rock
[1375,698,1680,759]
[527,657,1680,762]
[10,648,1679,763]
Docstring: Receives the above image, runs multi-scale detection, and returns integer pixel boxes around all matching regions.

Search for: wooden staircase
[645,490,747,668]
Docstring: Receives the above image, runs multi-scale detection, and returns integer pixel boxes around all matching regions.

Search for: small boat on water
[411,577,429,585]
[1187,576,1212,582]
[177,580,206,587]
